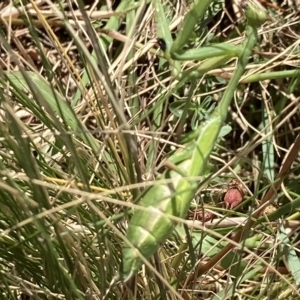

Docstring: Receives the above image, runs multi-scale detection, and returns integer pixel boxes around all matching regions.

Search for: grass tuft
[0,0,300,299]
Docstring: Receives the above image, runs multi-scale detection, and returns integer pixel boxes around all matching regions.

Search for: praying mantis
[119,0,267,282]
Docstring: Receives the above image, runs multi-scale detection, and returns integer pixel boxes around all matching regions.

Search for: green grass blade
[278,222,300,285]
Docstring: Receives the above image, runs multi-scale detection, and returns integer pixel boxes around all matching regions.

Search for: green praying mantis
[119,0,267,282]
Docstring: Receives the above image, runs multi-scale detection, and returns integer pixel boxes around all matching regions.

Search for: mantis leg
[154,0,243,78]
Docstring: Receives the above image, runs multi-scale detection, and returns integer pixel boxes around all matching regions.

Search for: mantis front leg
[154,0,243,79]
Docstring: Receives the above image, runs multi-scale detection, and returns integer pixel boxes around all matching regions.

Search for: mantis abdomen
[120,116,223,281]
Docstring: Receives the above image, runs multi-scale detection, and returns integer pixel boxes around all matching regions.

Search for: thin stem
[171,0,212,55]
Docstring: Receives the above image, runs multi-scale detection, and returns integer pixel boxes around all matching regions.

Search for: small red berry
[196,210,214,221]
[189,209,214,221]
[224,188,243,209]
[223,180,246,209]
